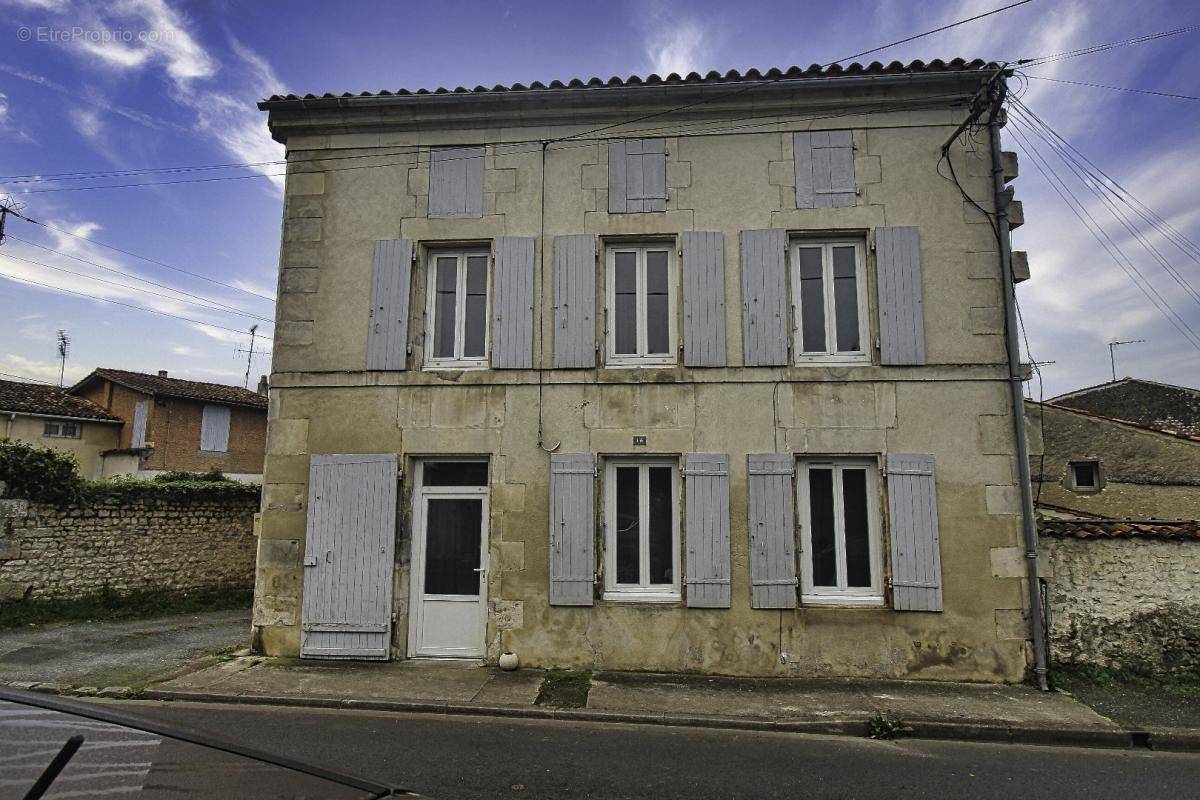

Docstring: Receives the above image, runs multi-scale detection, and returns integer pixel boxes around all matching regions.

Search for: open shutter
[886,453,943,612]
[366,239,413,371]
[492,236,535,368]
[130,399,148,448]
[682,231,727,367]
[684,454,731,608]
[200,405,230,452]
[794,131,856,208]
[875,226,926,365]
[428,146,484,218]
[553,234,597,368]
[609,139,667,213]
[740,229,789,366]
[300,454,399,659]
[747,454,798,609]
[549,453,595,606]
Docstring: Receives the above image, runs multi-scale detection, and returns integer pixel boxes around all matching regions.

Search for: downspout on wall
[987,77,1050,691]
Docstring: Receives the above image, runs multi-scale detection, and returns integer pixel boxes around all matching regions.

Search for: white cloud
[69,107,103,141]
[171,344,199,356]
[0,92,8,125]
[0,353,87,385]
[645,20,708,77]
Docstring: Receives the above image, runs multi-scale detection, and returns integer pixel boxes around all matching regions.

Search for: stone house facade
[253,60,1040,681]
[0,379,122,478]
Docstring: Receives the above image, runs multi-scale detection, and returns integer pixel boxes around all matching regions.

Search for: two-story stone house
[252,59,1039,681]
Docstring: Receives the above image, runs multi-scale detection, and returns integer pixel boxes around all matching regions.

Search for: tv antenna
[56,330,70,387]
[1108,339,1145,382]
[235,324,259,389]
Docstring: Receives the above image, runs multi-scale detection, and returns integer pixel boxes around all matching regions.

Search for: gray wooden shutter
[553,234,596,368]
[794,131,856,208]
[428,146,484,218]
[684,454,731,608]
[886,453,943,612]
[747,454,798,609]
[740,228,789,366]
[609,139,667,213]
[200,404,230,452]
[549,453,595,606]
[366,239,413,371]
[682,231,726,367]
[130,399,148,448]
[492,236,535,369]
[301,453,399,659]
[875,226,926,365]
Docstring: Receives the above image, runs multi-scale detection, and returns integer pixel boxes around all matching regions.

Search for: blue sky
[0,0,1198,396]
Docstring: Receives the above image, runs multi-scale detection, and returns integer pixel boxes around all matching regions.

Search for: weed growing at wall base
[0,586,252,629]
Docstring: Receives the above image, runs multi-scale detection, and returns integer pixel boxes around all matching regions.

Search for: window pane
[842,468,872,587]
[647,466,673,584]
[424,498,482,595]
[808,468,837,587]
[645,251,670,355]
[614,252,638,355]
[797,247,826,353]
[832,246,860,352]
[615,466,640,584]
[463,255,488,358]
[423,461,488,487]
[433,256,458,358]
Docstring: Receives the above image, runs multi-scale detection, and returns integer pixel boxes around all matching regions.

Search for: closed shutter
[553,234,597,368]
[794,131,856,208]
[428,146,484,218]
[684,454,731,608]
[886,453,943,612]
[200,404,230,452]
[300,454,399,659]
[740,229,789,366]
[130,399,148,448]
[609,139,667,213]
[747,454,798,609]
[366,239,413,371]
[492,236,536,369]
[549,453,595,606]
[875,226,926,365]
[681,231,727,367]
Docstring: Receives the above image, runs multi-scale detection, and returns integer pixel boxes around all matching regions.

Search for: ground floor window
[797,458,884,604]
[42,420,80,439]
[603,458,680,601]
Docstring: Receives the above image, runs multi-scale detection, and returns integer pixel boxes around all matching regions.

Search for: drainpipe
[987,77,1049,691]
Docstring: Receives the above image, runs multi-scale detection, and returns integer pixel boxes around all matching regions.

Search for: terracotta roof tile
[72,369,267,410]
[1038,517,1200,541]
[0,379,121,421]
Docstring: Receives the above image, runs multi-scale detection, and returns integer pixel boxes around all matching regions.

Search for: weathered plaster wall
[2,414,120,480]
[1041,535,1200,673]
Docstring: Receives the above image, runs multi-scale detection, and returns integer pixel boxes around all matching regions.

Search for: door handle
[472,567,486,573]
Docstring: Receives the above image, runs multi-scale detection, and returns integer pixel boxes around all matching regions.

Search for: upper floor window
[200,404,230,452]
[43,420,80,439]
[603,458,680,602]
[608,139,667,213]
[428,146,484,219]
[606,242,676,367]
[798,458,883,605]
[792,239,868,364]
[426,250,490,368]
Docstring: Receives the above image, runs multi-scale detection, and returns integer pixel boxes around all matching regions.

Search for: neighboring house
[0,379,122,478]
[70,369,268,482]
[253,60,1039,681]
[1049,378,1200,438]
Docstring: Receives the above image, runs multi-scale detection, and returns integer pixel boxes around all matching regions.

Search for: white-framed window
[791,239,868,363]
[797,458,884,605]
[603,458,680,602]
[605,242,676,367]
[43,420,81,439]
[425,249,490,369]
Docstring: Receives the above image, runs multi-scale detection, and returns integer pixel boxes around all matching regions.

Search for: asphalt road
[100,700,1200,800]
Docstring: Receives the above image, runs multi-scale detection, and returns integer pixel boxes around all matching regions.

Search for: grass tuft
[0,586,251,630]
[535,669,592,708]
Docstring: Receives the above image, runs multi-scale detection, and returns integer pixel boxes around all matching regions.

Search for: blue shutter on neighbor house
[428,146,484,218]
[553,234,597,368]
[794,131,856,208]
[491,236,536,369]
[684,454,732,608]
[130,399,148,448]
[549,453,595,606]
[747,454,798,609]
[681,231,727,367]
[366,239,413,371]
[886,453,944,612]
[740,229,789,366]
[609,139,667,213]
[875,226,926,366]
[200,405,230,452]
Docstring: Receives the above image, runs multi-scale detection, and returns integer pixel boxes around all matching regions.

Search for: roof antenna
[56,330,70,388]
[240,324,258,389]
[1108,339,1145,382]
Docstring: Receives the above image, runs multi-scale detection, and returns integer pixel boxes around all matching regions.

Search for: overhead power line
[1016,25,1200,67]
[1019,73,1200,101]
[0,370,53,385]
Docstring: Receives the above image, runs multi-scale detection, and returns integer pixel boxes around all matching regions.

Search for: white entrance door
[409,461,489,658]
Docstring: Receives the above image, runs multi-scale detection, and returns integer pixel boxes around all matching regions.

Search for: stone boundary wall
[1041,535,1200,673]
[0,495,258,602]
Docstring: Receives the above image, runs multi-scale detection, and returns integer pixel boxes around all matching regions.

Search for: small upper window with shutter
[794,131,856,208]
[609,139,667,213]
[200,404,230,453]
[428,146,484,219]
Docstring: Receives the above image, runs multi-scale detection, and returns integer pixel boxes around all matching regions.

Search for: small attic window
[1067,460,1104,493]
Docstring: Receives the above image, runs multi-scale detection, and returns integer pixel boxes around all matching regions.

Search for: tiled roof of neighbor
[263,58,995,103]
[1039,517,1200,541]
[1048,379,1200,438]
[0,378,121,421]
[73,369,268,410]
[1026,399,1200,445]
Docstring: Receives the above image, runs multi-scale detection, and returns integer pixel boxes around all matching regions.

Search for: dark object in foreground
[0,688,426,798]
